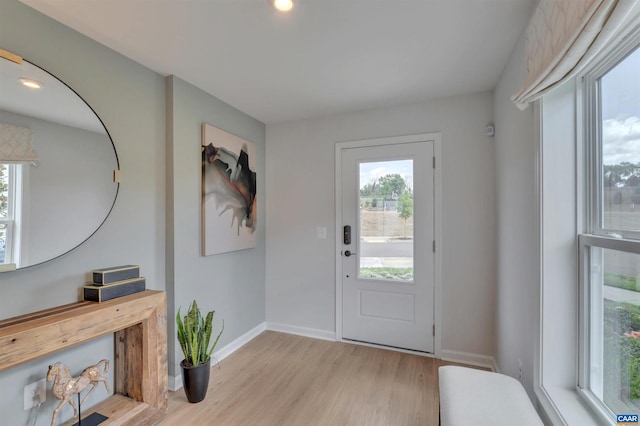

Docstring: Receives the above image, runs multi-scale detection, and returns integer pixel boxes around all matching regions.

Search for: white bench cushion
[439,366,543,426]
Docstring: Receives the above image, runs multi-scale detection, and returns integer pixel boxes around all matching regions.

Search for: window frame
[0,163,17,264]
[584,35,640,239]
[578,29,640,422]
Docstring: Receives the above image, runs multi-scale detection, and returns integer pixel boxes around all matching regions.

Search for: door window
[358,160,414,282]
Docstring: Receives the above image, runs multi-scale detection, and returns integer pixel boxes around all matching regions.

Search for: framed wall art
[201,123,257,255]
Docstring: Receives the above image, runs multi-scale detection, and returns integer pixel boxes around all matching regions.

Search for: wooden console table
[0,290,168,425]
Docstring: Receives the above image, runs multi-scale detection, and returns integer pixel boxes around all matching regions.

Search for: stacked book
[83,265,146,302]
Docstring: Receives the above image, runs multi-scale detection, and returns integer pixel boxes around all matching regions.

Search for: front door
[340,141,434,352]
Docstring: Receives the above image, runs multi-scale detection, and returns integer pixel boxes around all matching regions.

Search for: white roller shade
[511,0,638,109]
[0,122,39,164]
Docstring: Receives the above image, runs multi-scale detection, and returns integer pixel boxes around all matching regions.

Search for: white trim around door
[335,132,442,358]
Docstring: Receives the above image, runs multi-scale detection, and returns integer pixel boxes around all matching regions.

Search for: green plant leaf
[176,308,188,363]
[207,319,224,361]
[176,300,224,366]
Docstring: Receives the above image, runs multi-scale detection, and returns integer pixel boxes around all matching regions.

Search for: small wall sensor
[485,124,495,137]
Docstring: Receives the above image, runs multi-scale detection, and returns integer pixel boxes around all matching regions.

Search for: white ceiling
[20,0,535,124]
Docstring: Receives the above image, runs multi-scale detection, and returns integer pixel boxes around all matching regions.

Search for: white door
[341,141,434,352]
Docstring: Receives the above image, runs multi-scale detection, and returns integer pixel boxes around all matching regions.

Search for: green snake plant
[176,300,224,367]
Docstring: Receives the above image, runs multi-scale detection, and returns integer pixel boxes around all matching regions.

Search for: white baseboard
[440,349,498,372]
[266,322,336,341]
[168,374,181,392]
[169,321,266,391]
[214,322,267,362]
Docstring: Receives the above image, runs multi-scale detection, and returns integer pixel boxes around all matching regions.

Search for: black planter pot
[181,359,211,403]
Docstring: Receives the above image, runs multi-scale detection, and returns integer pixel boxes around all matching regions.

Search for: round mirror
[0,52,119,271]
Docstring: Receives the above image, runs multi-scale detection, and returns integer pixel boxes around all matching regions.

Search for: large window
[598,45,640,236]
[580,39,640,420]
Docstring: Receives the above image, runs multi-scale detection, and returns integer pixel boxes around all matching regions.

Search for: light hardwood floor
[159,331,475,426]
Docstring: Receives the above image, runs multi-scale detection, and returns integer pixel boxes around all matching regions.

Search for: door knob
[344,250,356,257]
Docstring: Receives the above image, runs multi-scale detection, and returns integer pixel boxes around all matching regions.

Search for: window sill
[538,385,611,425]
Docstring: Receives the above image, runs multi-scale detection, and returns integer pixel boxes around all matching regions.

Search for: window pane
[0,223,5,263]
[592,247,640,413]
[1,164,14,265]
[601,46,640,232]
[358,160,413,282]
[0,164,8,219]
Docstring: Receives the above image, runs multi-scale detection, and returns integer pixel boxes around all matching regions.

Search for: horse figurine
[47,359,110,426]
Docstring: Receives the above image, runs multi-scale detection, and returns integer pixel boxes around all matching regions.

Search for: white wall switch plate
[316,227,327,239]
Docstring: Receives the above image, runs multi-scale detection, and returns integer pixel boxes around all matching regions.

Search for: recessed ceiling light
[271,0,294,12]
[19,78,43,89]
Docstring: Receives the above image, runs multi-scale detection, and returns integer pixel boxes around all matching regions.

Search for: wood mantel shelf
[0,290,168,425]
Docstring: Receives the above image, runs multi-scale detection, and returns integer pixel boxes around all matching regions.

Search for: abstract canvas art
[202,123,257,255]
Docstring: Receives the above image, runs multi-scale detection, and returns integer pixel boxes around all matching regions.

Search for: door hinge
[433,324,435,337]
[432,240,435,252]
[433,157,436,168]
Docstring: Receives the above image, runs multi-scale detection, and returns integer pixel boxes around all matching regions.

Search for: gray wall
[166,76,266,379]
[0,0,541,423]
[0,0,166,320]
[0,1,165,424]
[493,31,537,397]
[0,1,266,424]
[265,92,498,361]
